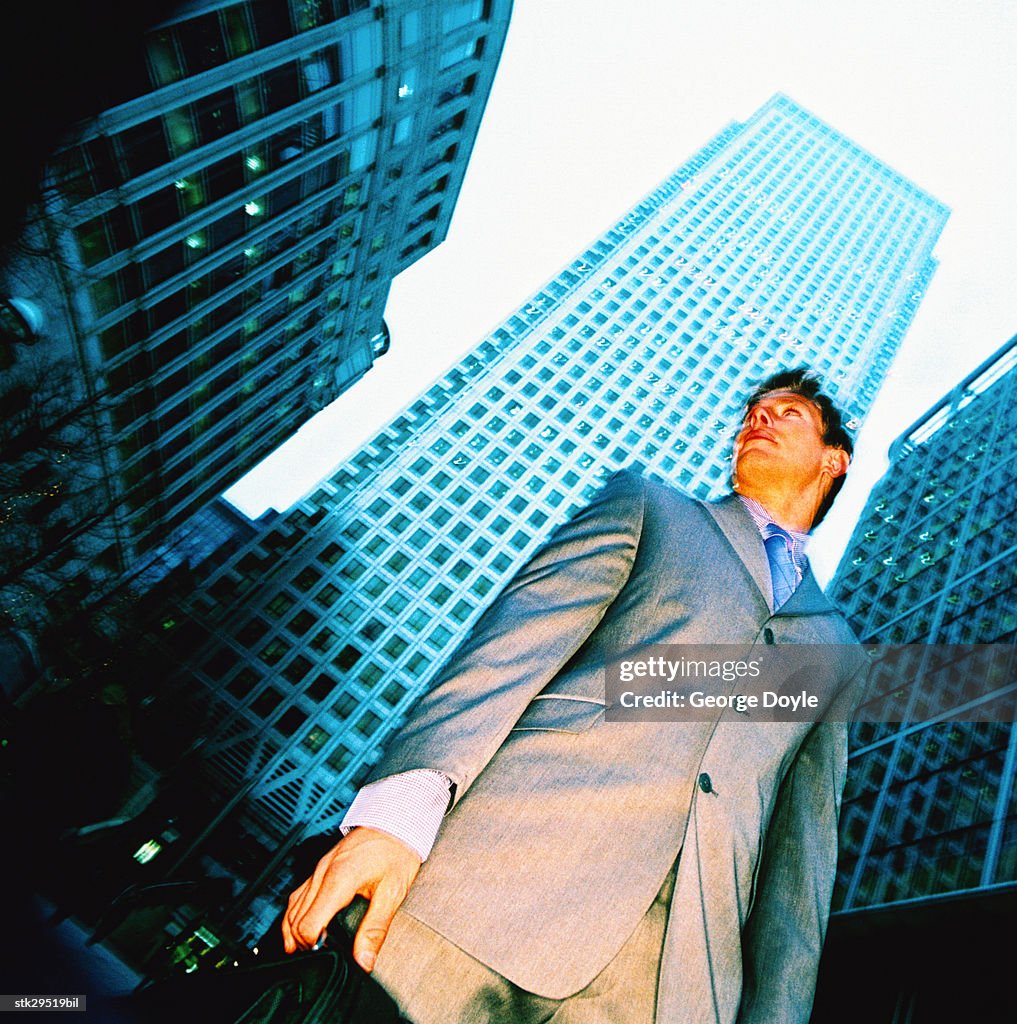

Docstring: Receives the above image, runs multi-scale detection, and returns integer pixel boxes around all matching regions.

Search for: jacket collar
[702,494,835,617]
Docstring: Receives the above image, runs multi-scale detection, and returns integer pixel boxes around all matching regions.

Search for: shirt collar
[736,494,811,579]
[736,495,810,545]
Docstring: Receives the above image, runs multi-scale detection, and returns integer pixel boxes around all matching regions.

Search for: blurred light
[245,155,263,171]
[245,201,263,216]
[133,839,161,864]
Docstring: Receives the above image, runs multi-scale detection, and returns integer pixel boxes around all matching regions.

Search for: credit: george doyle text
[603,642,855,723]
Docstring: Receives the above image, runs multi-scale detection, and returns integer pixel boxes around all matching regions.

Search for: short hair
[742,366,854,527]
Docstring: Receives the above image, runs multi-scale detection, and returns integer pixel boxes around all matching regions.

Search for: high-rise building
[1,0,511,573]
[140,94,949,942]
[812,334,1017,1022]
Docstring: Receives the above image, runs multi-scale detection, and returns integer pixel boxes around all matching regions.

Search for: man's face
[732,389,840,494]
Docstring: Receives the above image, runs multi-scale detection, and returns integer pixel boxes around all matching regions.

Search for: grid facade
[149,93,951,914]
[828,334,1017,913]
[8,0,510,567]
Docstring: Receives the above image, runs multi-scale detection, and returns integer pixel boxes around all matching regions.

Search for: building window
[400,10,420,47]
[442,1,484,33]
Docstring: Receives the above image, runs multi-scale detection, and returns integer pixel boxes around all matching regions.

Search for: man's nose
[746,405,771,429]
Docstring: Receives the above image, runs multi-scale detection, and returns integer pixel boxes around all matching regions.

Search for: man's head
[732,367,853,529]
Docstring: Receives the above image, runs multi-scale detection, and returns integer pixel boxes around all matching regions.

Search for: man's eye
[784,407,801,417]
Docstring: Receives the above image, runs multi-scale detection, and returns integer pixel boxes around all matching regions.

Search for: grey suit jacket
[368,470,864,1021]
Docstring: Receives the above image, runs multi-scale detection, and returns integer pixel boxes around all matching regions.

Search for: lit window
[393,115,413,146]
[398,68,417,99]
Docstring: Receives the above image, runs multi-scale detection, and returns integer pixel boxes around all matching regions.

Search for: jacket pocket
[511,695,605,733]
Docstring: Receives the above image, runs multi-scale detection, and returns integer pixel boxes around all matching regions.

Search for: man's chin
[732,457,788,493]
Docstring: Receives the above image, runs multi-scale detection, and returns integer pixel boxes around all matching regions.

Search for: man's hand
[282,826,421,971]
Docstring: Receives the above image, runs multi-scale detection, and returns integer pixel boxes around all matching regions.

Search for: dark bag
[127,949,408,1024]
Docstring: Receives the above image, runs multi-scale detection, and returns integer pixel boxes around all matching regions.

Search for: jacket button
[763,627,775,645]
[698,772,713,794]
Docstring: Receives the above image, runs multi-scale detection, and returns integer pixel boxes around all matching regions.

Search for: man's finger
[351,879,408,972]
[287,881,322,948]
[282,877,313,953]
[291,869,360,951]
[284,846,339,950]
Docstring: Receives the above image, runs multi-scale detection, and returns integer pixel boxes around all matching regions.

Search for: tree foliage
[0,341,121,630]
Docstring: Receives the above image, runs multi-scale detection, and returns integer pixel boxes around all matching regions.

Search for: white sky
[227,0,1017,585]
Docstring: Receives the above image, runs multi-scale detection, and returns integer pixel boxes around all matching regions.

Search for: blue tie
[762,524,797,610]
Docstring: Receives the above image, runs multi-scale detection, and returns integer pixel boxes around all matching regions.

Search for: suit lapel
[702,495,774,610]
[702,495,836,617]
[775,565,836,617]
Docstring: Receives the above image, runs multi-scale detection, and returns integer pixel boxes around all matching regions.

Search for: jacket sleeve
[365,469,645,805]
[736,716,849,1024]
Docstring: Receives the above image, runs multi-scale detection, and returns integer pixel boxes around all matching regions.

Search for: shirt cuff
[339,769,453,861]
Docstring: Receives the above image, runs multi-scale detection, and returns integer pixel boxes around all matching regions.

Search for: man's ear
[824,447,850,479]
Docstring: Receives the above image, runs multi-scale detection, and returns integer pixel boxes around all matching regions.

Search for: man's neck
[733,486,817,533]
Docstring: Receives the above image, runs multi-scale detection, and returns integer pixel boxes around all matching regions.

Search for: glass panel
[302,51,337,92]
[176,174,205,212]
[148,31,183,86]
[75,217,113,267]
[83,138,120,193]
[118,119,171,177]
[343,23,381,76]
[164,108,197,157]
[349,81,380,128]
[400,11,420,47]
[292,0,325,31]
[439,38,477,70]
[263,63,301,113]
[90,276,120,316]
[251,4,292,46]
[350,129,377,171]
[442,1,483,33]
[397,66,417,100]
[194,89,240,141]
[178,13,227,74]
[134,186,180,235]
[207,155,245,202]
[222,6,254,57]
[393,115,413,146]
[236,78,265,124]
[142,242,186,287]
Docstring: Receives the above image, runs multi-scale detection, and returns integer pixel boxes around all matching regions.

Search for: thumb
[352,880,406,972]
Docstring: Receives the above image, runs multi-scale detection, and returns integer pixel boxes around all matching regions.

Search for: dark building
[814,333,1017,1023]
[1,0,512,580]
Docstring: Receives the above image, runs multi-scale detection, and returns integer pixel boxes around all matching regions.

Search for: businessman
[283,367,865,1023]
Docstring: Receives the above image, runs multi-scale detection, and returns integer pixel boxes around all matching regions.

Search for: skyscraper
[1,0,511,572]
[141,94,948,942]
[812,333,1016,1022]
